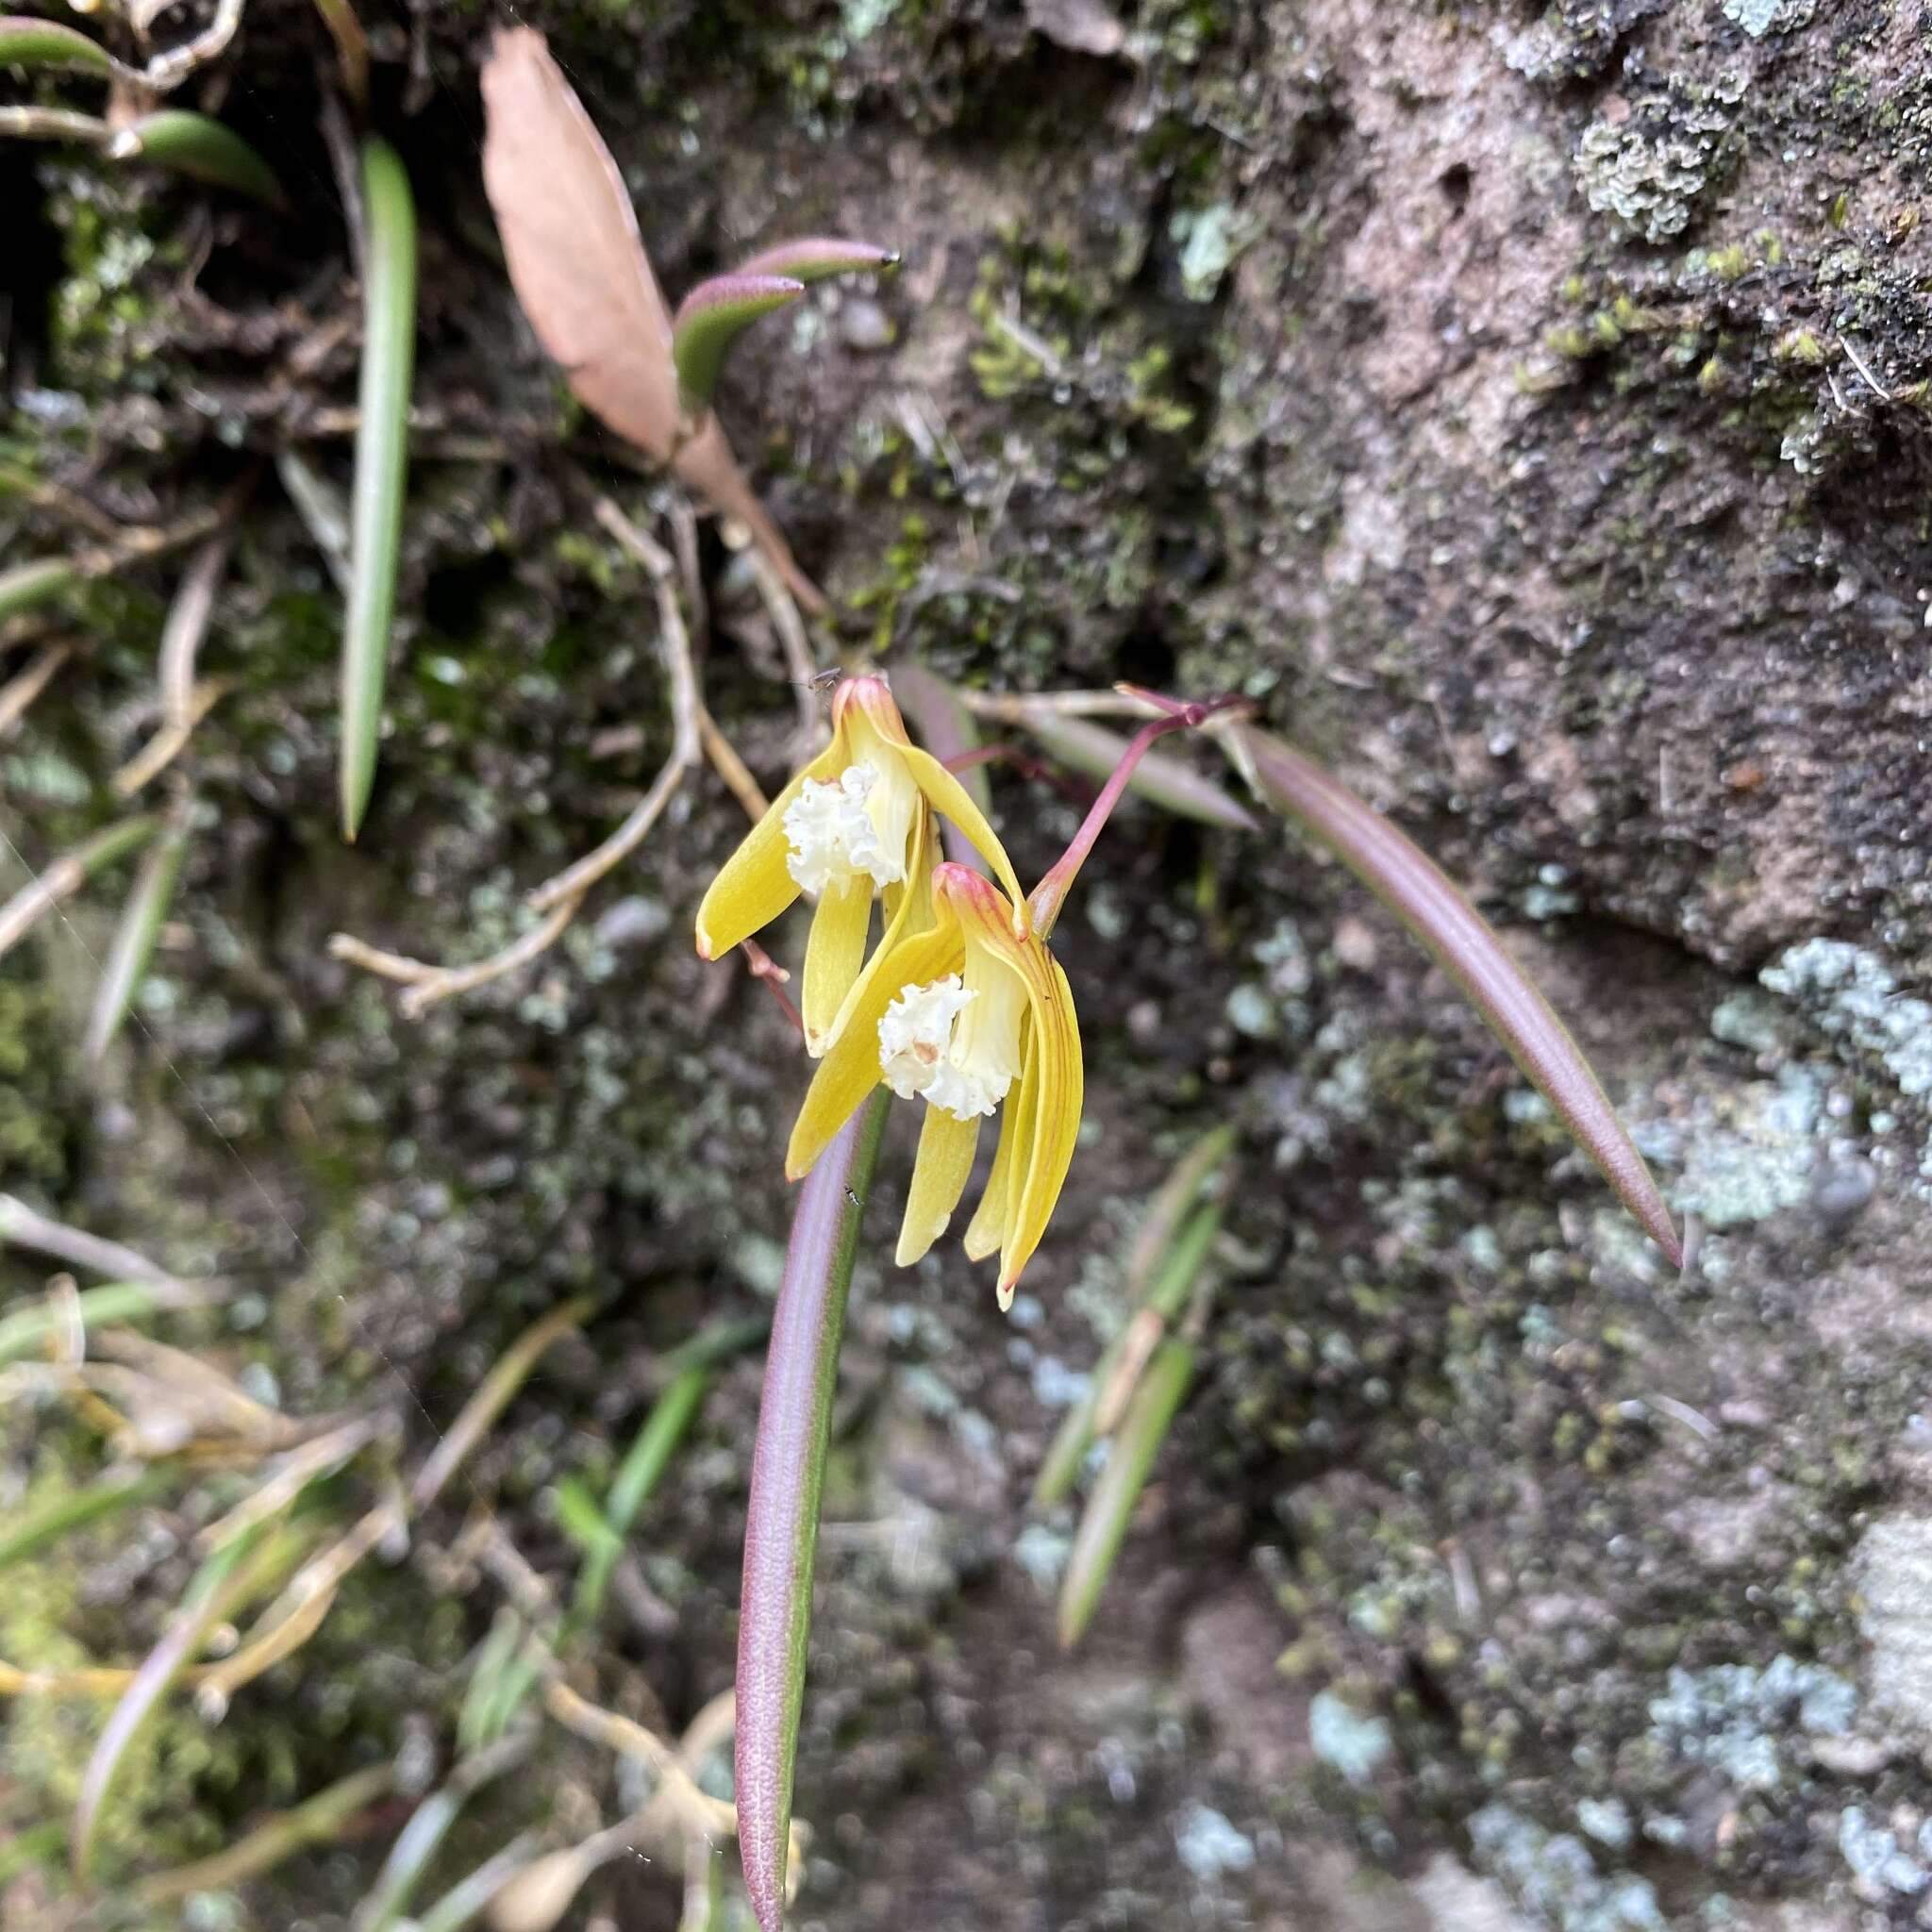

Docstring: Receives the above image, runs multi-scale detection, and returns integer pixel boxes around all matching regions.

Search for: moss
[0,970,71,1189]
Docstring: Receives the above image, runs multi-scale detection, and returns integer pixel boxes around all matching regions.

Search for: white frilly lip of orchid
[781,761,913,895]
[877,961,1024,1122]
[786,863,1082,1302]
[693,675,1028,1056]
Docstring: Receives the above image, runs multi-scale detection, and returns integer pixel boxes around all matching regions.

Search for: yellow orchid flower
[785,862,1082,1305]
[694,675,1027,1055]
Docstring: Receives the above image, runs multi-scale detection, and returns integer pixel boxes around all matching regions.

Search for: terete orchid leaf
[736,1092,889,1932]
[1234,722,1681,1267]
[672,273,806,410]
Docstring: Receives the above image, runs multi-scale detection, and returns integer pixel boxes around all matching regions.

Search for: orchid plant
[701,674,1682,1931]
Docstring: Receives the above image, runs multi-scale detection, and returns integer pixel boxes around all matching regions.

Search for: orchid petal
[786,924,961,1182]
[895,1106,981,1266]
[802,874,874,1057]
[693,739,844,960]
[1000,950,1082,1301]
[965,1031,1036,1263]
[900,743,1029,929]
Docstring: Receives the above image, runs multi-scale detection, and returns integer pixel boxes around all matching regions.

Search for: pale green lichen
[1468,1804,1665,1932]
[1308,1689,1392,1784]
[1760,939,1932,1099]
[1722,0,1815,36]
[1646,1655,1856,1792]
[1574,85,1740,243]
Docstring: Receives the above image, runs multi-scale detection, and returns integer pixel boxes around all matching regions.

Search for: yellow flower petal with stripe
[896,1106,981,1266]
[788,863,1084,1301]
[693,675,1025,1054]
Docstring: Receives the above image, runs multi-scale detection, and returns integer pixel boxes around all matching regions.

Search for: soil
[6,2,1932,1928]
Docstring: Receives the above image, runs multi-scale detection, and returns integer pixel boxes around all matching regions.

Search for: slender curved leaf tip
[728,237,901,285]
[1058,1339,1195,1648]
[0,17,116,75]
[1235,723,1682,1268]
[121,111,288,209]
[672,274,806,411]
[340,136,418,841]
[736,1093,890,1932]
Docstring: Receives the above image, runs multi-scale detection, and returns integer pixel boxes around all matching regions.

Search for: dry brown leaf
[478,28,825,612]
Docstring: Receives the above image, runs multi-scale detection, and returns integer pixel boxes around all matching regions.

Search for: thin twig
[111,677,231,797]
[142,0,244,91]
[0,107,114,145]
[326,893,582,1015]
[0,1193,189,1290]
[0,641,74,737]
[158,533,230,730]
[525,500,704,912]
[742,544,823,745]
[0,464,125,543]
[698,708,769,822]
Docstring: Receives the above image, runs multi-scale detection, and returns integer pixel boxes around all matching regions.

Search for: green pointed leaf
[672,274,804,410]
[1058,1339,1195,1648]
[0,18,118,77]
[340,135,417,841]
[122,111,288,209]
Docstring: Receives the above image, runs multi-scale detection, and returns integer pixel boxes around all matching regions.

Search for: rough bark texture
[5,2,1932,1927]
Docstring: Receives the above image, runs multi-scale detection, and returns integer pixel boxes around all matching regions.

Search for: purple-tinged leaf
[1235,723,1681,1268]
[672,274,806,410]
[728,237,900,285]
[477,27,825,612]
[736,1091,890,1932]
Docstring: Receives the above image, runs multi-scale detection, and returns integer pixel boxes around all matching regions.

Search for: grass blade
[0,1279,205,1365]
[411,1297,591,1510]
[1015,709,1257,831]
[570,1362,708,1629]
[71,1524,299,1883]
[1236,723,1681,1267]
[340,134,417,841]
[411,1832,541,1932]
[0,556,77,624]
[1033,1200,1221,1509]
[0,816,158,961]
[736,1091,890,1932]
[354,1736,528,1932]
[0,1466,175,1571]
[1057,1338,1194,1649]
[83,811,189,1061]
[130,1762,395,1905]
[123,111,288,208]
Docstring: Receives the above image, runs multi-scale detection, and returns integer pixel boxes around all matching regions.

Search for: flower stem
[1025,693,1249,938]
